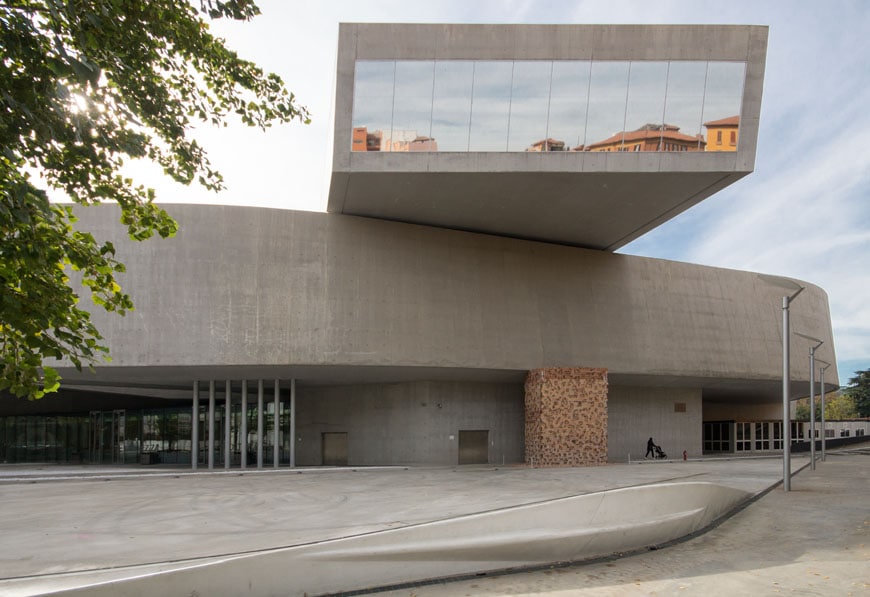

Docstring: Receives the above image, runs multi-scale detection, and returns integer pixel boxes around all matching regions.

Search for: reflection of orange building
[527,138,566,152]
[703,115,739,152]
[586,124,705,152]
[352,126,384,151]
[354,127,439,152]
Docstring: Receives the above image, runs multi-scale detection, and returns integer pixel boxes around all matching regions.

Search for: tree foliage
[1,0,309,399]
[794,391,858,421]
[843,369,870,418]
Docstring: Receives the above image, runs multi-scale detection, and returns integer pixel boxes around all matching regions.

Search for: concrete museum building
[0,24,839,469]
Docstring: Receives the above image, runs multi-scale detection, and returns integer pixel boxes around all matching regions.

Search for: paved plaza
[0,449,866,595]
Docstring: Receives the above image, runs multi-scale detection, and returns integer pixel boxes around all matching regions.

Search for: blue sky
[135,0,869,387]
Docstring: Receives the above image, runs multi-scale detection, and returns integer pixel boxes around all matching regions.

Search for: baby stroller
[654,444,667,459]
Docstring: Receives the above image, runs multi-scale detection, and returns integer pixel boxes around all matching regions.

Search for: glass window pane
[507,61,551,152]
[585,61,630,151]
[389,61,435,152]
[45,416,57,461]
[431,61,474,151]
[548,61,590,151]
[664,61,707,149]
[469,61,513,151]
[624,61,669,151]
[702,62,745,151]
[352,60,395,151]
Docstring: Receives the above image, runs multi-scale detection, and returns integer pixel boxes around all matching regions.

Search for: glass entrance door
[88,410,126,464]
[111,410,125,464]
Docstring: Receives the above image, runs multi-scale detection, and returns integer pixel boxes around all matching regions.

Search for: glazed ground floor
[2,376,840,467]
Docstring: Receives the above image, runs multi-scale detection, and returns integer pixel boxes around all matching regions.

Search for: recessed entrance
[322,432,348,466]
[89,410,126,464]
[458,430,489,465]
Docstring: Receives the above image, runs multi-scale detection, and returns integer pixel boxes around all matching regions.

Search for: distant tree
[795,391,859,421]
[794,399,810,421]
[1,1,310,399]
[843,369,870,418]
[823,392,859,420]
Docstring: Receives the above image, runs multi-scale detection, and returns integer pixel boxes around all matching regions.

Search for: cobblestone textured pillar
[525,367,608,467]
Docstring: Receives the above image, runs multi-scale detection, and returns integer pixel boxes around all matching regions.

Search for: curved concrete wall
[68,205,838,393]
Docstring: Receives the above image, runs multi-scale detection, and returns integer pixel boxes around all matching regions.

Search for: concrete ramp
[6,481,750,596]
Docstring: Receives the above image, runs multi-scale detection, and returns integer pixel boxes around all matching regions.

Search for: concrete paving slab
[0,455,807,584]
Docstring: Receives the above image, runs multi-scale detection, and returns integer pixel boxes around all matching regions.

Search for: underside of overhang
[0,364,835,415]
[330,169,747,250]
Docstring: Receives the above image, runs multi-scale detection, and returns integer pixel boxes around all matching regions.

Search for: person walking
[646,437,655,458]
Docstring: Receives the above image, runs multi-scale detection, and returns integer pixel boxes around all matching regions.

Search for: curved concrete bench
[4,481,750,596]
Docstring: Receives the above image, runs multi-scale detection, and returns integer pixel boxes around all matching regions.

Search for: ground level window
[754,422,771,450]
[790,421,804,444]
[736,422,751,451]
[773,421,783,449]
[703,422,731,453]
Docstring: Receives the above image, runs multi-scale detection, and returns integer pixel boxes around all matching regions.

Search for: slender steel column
[241,380,248,469]
[290,379,296,468]
[759,275,804,493]
[192,381,199,470]
[782,296,791,490]
[208,380,215,470]
[809,352,816,470]
[225,380,231,469]
[257,379,264,469]
[273,380,280,468]
[796,334,823,471]
[780,286,804,492]
[819,360,831,462]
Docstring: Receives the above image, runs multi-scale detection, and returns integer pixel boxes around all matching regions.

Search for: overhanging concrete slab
[331,168,747,250]
[328,24,768,250]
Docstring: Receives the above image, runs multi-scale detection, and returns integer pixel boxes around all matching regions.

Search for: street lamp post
[758,274,805,492]
[796,332,823,470]
[781,288,805,490]
[817,359,831,461]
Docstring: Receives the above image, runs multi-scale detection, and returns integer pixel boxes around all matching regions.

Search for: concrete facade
[10,202,833,465]
[608,386,703,461]
[0,24,841,468]
[295,381,524,466]
[57,205,837,397]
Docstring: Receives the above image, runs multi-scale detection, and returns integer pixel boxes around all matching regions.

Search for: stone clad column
[525,367,608,467]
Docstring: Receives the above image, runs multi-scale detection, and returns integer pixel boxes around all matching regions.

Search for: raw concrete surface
[379,450,870,596]
[64,204,838,396]
[0,453,831,590]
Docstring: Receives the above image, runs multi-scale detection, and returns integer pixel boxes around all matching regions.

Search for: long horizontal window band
[351,59,745,153]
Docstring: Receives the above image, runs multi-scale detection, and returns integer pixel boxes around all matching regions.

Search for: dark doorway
[321,432,348,466]
[458,430,489,464]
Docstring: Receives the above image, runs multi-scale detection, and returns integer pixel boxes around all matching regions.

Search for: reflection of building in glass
[352,126,383,151]
[526,138,566,152]
[353,126,439,152]
[405,136,438,152]
[352,57,747,154]
[703,116,739,152]
[586,124,705,152]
